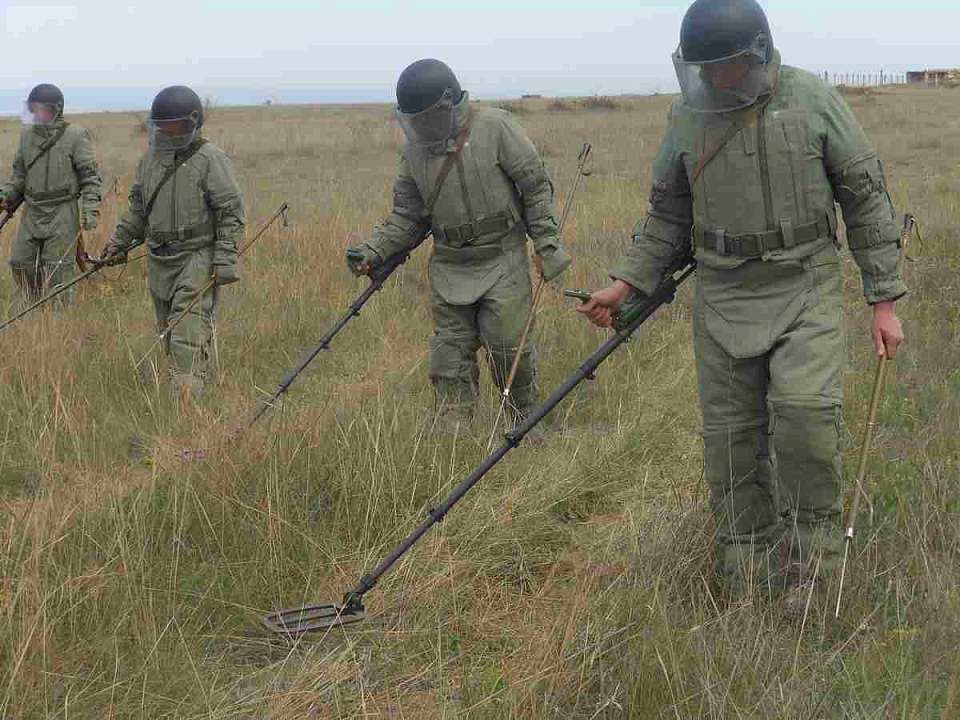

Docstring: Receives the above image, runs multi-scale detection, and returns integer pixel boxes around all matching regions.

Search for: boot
[423,404,473,436]
[426,379,476,436]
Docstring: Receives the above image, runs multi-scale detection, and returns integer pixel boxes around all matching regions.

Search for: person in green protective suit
[578,0,906,609]
[347,59,572,433]
[101,86,245,398]
[1,84,102,300]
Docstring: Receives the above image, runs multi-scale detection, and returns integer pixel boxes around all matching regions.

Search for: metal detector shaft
[249,237,426,427]
[0,241,146,334]
[834,212,914,617]
[0,199,23,234]
[341,259,696,609]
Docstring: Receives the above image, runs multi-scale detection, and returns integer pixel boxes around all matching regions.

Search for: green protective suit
[366,94,564,417]
[109,137,245,394]
[2,120,102,298]
[610,56,906,592]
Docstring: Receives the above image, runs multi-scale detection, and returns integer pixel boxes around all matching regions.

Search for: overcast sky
[1,0,957,109]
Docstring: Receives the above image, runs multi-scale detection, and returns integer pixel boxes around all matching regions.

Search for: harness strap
[25,124,69,173]
[143,139,208,219]
[423,111,474,216]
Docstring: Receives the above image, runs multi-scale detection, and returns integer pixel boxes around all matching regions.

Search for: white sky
[1,0,958,103]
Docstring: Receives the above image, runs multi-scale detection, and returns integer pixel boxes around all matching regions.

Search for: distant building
[907,69,960,85]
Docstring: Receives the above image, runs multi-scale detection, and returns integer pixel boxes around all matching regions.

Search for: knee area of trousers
[486,343,535,368]
[429,334,478,380]
[702,422,768,445]
[770,401,840,451]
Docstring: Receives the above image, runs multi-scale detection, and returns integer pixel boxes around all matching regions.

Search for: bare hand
[576,280,633,328]
[872,300,904,358]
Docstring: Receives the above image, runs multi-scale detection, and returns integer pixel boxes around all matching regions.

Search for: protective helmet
[680,0,773,63]
[147,86,204,152]
[23,84,64,126]
[396,59,462,114]
[395,59,465,146]
[673,0,777,113]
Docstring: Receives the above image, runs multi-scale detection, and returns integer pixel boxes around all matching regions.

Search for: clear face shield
[672,34,775,113]
[395,89,462,146]
[21,102,60,127]
[146,112,201,152]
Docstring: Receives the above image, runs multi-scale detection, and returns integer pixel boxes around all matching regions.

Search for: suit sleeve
[111,157,148,251]
[497,113,561,253]
[367,153,430,261]
[72,128,103,226]
[1,136,27,207]
[610,109,693,296]
[821,86,906,304]
[204,150,246,271]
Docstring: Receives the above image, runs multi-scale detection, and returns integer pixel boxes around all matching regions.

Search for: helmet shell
[396,59,463,114]
[150,86,204,128]
[27,84,65,118]
[680,0,773,63]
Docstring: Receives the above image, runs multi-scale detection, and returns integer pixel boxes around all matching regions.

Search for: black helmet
[679,0,773,63]
[396,59,462,114]
[27,84,64,118]
[150,85,204,128]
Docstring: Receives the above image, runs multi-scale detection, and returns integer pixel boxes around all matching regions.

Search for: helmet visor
[147,114,200,152]
[673,35,774,113]
[395,90,458,146]
[21,102,59,127]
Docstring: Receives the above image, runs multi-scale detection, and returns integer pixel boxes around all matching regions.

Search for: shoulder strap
[423,111,475,216]
[689,92,777,187]
[689,117,748,187]
[143,139,207,219]
[25,123,70,173]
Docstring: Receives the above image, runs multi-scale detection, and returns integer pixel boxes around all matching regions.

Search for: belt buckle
[714,229,728,256]
[443,226,464,249]
[742,234,762,257]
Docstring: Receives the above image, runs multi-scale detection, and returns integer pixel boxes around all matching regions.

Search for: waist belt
[696,214,835,258]
[434,211,517,248]
[25,187,78,204]
[149,220,215,246]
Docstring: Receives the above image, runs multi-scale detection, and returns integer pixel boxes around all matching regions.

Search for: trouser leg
[154,285,217,398]
[478,270,538,415]
[768,256,845,583]
[39,229,79,297]
[694,302,781,595]
[429,294,482,419]
[9,233,43,302]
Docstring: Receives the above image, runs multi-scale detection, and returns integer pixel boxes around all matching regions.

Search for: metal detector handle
[370,236,426,282]
[563,288,594,303]
[0,197,23,233]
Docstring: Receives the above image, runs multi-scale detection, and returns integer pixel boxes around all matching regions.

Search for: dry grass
[0,87,957,718]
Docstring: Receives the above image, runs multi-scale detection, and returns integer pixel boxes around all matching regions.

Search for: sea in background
[0,85,411,115]
[0,76,680,116]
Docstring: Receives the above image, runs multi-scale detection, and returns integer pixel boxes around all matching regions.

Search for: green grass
[0,87,957,717]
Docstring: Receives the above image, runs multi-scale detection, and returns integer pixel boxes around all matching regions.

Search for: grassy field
[0,85,957,718]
